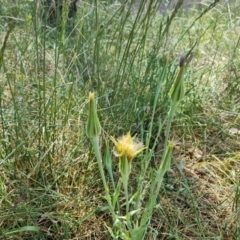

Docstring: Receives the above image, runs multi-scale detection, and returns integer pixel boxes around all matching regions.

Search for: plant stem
[122,175,129,213]
[91,137,116,221]
[139,104,177,238]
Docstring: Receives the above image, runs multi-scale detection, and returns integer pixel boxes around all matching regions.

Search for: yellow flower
[110,132,146,161]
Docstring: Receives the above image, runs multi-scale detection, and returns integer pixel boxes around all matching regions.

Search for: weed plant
[0,0,239,239]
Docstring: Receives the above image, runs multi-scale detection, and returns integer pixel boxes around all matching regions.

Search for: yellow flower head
[111,132,146,161]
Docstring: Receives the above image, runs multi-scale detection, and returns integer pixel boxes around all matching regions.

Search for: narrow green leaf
[4,226,39,235]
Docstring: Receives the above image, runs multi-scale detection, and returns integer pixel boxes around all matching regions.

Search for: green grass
[0,0,240,239]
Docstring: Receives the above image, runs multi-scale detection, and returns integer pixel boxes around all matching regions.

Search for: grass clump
[0,0,240,239]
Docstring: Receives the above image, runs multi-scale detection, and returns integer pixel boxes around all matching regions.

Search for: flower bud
[86,92,101,139]
[169,56,185,106]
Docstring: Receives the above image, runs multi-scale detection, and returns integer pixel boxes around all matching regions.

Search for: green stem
[153,104,177,206]
[139,104,177,237]
[122,175,129,213]
[91,136,116,221]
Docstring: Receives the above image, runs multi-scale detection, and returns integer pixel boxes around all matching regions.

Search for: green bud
[86,92,101,139]
[169,66,185,106]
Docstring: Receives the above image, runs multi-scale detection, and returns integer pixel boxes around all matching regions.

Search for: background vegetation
[0,0,240,239]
